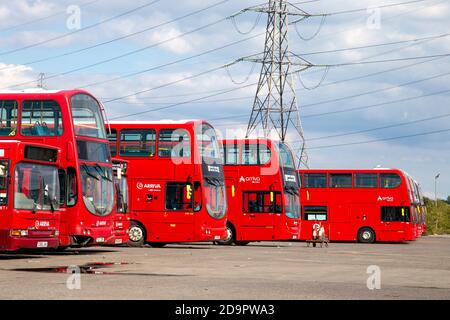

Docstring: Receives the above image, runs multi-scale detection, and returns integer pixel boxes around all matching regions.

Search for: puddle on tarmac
[9,262,190,277]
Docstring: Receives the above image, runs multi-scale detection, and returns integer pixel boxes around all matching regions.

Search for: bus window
[80,164,114,216]
[243,191,282,213]
[223,143,239,165]
[158,129,191,158]
[120,129,156,157]
[355,173,378,188]
[330,174,352,188]
[77,140,110,163]
[381,206,410,222]
[14,163,60,211]
[67,167,77,207]
[284,192,300,219]
[21,100,63,136]
[70,94,106,139]
[380,173,401,188]
[242,143,271,165]
[0,160,9,205]
[0,100,18,136]
[165,183,194,211]
[304,173,326,188]
[303,206,328,221]
[58,169,66,205]
[277,143,295,169]
[107,128,117,157]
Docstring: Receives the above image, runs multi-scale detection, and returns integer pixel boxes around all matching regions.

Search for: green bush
[425,197,450,235]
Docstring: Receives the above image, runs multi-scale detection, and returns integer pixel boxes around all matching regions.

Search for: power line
[303,88,450,119]
[109,83,256,120]
[0,0,101,33]
[0,0,230,73]
[301,127,450,150]
[84,32,264,88]
[3,14,232,90]
[0,0,163,57]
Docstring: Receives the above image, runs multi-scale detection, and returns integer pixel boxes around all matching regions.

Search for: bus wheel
[216,224,235,245]
[128,221,145,247]
[358,227,375,243]
[148,242,166,248]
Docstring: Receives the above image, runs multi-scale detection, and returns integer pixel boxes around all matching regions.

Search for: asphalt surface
[0,236,449,300]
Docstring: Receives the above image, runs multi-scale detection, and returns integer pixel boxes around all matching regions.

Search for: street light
[435,173,440,207]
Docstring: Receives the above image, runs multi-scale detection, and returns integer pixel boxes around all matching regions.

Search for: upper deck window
[21,100,63,136]
[196,123,222,163]
[304,173,327,188]
[158,129,191,158]
[223,143,239,165]
[70,94,106,139]
[107,128,117,157]
[242,143,271,165]
[0,100,18,136]
[120,129,156,157]
[380,173,402,188]
[355,173,378,188]
[330,174,352,188]
[277,143,295,169]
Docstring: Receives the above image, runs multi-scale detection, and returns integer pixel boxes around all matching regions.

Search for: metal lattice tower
[237,0,312,168]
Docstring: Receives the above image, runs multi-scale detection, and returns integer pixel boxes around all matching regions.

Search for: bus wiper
[205,177,223,187]
[94,164,112,182]
[285,186,299,196]
[82,164,100,181]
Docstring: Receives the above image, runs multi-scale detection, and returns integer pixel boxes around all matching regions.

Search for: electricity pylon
[230,0,315,168]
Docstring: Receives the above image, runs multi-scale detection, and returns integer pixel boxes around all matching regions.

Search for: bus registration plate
[214,236,221,240]
[96,237,105,243]
[37,241,48,248]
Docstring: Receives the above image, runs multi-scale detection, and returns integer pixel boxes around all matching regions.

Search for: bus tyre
[216,224,235,245]
[128,221,145,247]
[358,227,375,243]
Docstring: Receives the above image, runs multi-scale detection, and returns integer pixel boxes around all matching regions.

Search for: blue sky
[0,0,449,198]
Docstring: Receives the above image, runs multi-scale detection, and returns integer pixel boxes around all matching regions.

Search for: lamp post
[435,173,440,207]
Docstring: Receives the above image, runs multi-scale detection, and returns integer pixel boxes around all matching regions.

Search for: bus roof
[0,88,93,97]
[298,168,406,174]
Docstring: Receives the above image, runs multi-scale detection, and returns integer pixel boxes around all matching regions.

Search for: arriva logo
[377,196,394,202]
[136,182,161,190]
[239,176,261,184]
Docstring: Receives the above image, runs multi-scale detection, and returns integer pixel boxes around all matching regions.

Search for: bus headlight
[10,230,28,237]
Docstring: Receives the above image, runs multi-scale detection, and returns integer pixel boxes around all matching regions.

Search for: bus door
[240,191,277,241]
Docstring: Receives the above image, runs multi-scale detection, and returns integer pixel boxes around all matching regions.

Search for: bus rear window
[21,100,63,136]
[381,206,410,222]
[120,129,156,157]
[380,173,401,188]
[0,100,18,136]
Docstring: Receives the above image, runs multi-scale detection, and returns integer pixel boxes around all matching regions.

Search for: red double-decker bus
[107,121,227,247]
[298,168,422,243]
[0,89,116,248]
[111,158,130,245]
[0,141,61,251]
[218,138,301,245]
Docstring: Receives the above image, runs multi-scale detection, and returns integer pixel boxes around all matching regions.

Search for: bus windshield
[14,163,60,212]
[115,174,128,213]
[284,190,300,219]
[204,178,227,220]
[71,94,106,139]
[80,164,114,216]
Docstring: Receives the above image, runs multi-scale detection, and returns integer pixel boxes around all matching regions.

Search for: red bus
[0,141,61,251]
[111,158,130,245]
[298,168,421,243]
[0,89,116,248]
[107,121,227,247]
[218,138,301,245]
